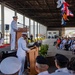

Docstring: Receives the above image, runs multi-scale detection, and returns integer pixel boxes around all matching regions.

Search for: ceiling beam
[30,15,61,19]
[46,22,75,26]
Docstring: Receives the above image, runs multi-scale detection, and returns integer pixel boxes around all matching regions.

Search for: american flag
[63,2,69,11]
[69,11,74,17]
[61,2,69,11]
[61,4,74,17]
[66,7,74,17]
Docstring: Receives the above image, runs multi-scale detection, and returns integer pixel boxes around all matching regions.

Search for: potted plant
[39,44,49,57]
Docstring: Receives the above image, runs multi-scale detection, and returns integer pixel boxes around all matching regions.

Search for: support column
[33,21,35,39]
[39,24,40,35]
[37,23,38,39]
[59,27,65,37]
[46,27,47,38]
[23,15,25,27]
[61,27,65,37]
[15,11,17,16]
[29,19,31,36]
[1,3,4,37]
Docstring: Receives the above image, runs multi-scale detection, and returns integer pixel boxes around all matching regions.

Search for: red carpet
[0,44,10,48]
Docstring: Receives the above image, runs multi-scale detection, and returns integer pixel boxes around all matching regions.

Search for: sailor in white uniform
[16,32,30,75]
[50,54,71,75]
[54,54,69,73]
[35,56,50,75]
[10,16,18,50]
[50,71,71,75]
[0,57,21,75]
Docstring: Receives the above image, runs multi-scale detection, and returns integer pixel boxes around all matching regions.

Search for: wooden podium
[27,47,39,75]
[16,27,28,48]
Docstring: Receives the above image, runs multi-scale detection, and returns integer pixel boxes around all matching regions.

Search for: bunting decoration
[57,0,74,25]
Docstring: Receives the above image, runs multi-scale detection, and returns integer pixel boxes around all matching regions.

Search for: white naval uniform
[70,44,75,50]
[50,72,71,75]
[38,71,50,75]
[10,20,18,50]
[50,68,71,75]
[16,37,29,75]
[60,39,67,49]
[0,38,4,46]
[55,68,70,73]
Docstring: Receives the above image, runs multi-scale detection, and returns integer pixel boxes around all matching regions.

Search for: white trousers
[11,33,16,50]
[18,56,26,75]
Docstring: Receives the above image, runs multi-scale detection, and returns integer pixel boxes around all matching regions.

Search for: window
[38,23,40,38]
[53,32,56,34]
[35,21,37,38]
[25,17,29,26]
[30,19,34,35]
[0,5,1,32]
[17,13,23,28]
[40,24,47,38]
[38,23,40,34]
[49,32,51,34]
[4,7,15,43]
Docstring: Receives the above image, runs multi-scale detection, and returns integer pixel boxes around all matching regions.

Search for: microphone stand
[17,22,28,32]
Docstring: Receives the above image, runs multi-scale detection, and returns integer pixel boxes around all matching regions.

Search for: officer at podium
[16,32,30,75]
[10,16,18,50]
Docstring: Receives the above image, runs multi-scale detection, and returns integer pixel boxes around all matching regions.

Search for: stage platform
[0,44,10,52]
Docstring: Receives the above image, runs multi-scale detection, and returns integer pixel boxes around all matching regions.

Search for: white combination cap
[0,57,21,74]
[22,32,28,35]
[13,16,18,18]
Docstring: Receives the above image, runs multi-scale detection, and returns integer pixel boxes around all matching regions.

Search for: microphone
[18,22,22,24]
[17,22,27,27]
[18,22,24,26]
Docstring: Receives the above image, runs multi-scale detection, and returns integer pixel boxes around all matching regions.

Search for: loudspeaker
[5,24,9,30]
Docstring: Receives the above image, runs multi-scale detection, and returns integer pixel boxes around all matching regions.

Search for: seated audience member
[30,34,33,42]
[65,38,71,50]
[50,54,71,75]
[60,38,67,49]
[54,54,69,73]
[48,36,50,39]
[56,38,61,49]
[53,39,57,46]
[70,41,75,54]
[0,57,21,75]
[35,56,50,75]
[33,39,39,47]
[67,57,75,75]
[38,39,42,46]
[50,71,71,75]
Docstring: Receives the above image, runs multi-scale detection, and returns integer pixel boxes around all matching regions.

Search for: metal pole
[1,3,4,37]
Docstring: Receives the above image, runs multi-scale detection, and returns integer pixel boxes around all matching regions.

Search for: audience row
[0,53,75,75]
[55,37,75,53]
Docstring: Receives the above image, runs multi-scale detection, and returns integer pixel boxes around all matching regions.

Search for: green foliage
[39,44,49,57]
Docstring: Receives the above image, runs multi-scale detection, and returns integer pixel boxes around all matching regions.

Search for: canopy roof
[0,0,75,28]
